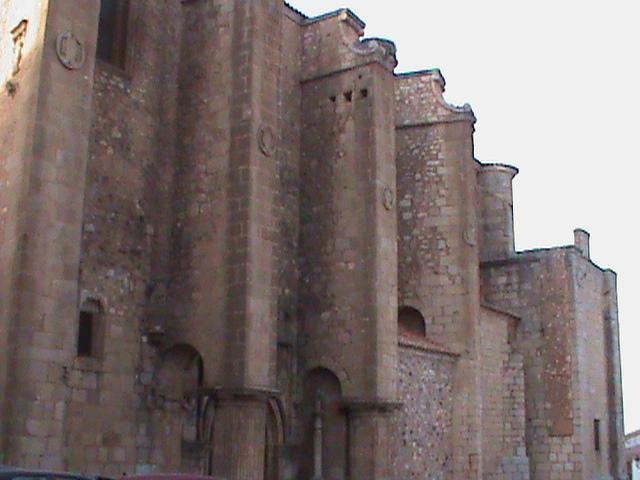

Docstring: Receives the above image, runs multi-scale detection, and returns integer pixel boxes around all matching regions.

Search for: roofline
[395,68,443,79]
[478,162,520,176]
[395,68,446,89]
[284,3,367,30]
[480,245,616,275]
[626,428,640,439]
[481,302,521,320]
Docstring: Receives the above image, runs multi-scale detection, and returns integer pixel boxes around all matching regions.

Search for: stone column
[478,163,519,262]
[211,390,271,480]
[0,0,100,467]
[345,403,397,480]
[175,0,282,477]
[574,228,590,259]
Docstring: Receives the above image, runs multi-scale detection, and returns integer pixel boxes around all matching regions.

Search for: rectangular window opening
[96,0,130,69]
[594,418,601,452]
[77,311,94,357]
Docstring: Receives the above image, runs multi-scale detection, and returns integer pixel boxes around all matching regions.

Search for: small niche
[329,95,336,103]
[77,311,94,357]
[77,298,104,359]
[343,91,353,102]
[360,89,369,99]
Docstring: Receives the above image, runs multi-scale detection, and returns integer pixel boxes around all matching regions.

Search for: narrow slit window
[96,0,130,69]
[77,311,94,357]
[594,418,601,452]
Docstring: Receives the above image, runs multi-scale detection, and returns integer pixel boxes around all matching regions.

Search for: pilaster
[299,19,398,400]
[604,270,626,479]
[0,0,100,467]
[210,389,273,480]
[174,0,282,477]
[345,401,399,480]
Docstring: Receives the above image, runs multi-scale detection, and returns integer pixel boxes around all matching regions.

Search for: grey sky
[291,0,640,433]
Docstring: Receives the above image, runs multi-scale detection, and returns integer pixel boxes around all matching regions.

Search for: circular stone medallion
[258,124,277,157]
[56,31,85,70]
[382,187,395,210]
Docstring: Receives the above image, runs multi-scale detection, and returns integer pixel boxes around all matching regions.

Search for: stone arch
[398,305,426,337]
[155,343,203,403]
[302,367,347,480]
[305,358,351,395]
[264,396,286,480]
[153,343,208,473]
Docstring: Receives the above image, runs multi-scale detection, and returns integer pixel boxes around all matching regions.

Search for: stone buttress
[298,10,399,480]
[395,69,484,478]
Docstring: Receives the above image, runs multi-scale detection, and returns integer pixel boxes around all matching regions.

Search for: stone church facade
[0,1,626,479]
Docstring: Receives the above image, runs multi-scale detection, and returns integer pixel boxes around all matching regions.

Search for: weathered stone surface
[0,1,624,479]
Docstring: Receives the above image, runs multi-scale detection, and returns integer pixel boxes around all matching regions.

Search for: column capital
[194,386,280,405]
[341,397,402,415]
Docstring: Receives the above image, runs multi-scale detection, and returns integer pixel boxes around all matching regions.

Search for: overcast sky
[292,0,640,433]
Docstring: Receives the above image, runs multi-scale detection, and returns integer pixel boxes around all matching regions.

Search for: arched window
[398,306,426,337]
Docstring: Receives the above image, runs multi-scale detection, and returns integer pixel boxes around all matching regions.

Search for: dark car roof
[0,467,98,480]
[125,475,224,480]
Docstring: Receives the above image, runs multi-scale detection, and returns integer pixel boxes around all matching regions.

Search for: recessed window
[594,418,601,452]
[77,311,94,357]
[77,298,103,359]
[398,306,426,337]
[96,0,130,69]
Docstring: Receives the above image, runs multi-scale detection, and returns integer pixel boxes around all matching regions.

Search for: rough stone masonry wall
[395,72,477,347]
[603,269,626,480]
[391,346,455,480]
[502,348,529,479]
[299,14,397,400]
[169,0,234,385]
[572,253,613,479]
[480,307,529,480]
[481,249,583,480]
[299,65,383,393]
[395,71,483,479]
[73,1,183,474]
[275,6,303,466]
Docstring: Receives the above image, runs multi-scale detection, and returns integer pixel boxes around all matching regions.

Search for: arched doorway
[302,367,347,480]
[153,343,210,473]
